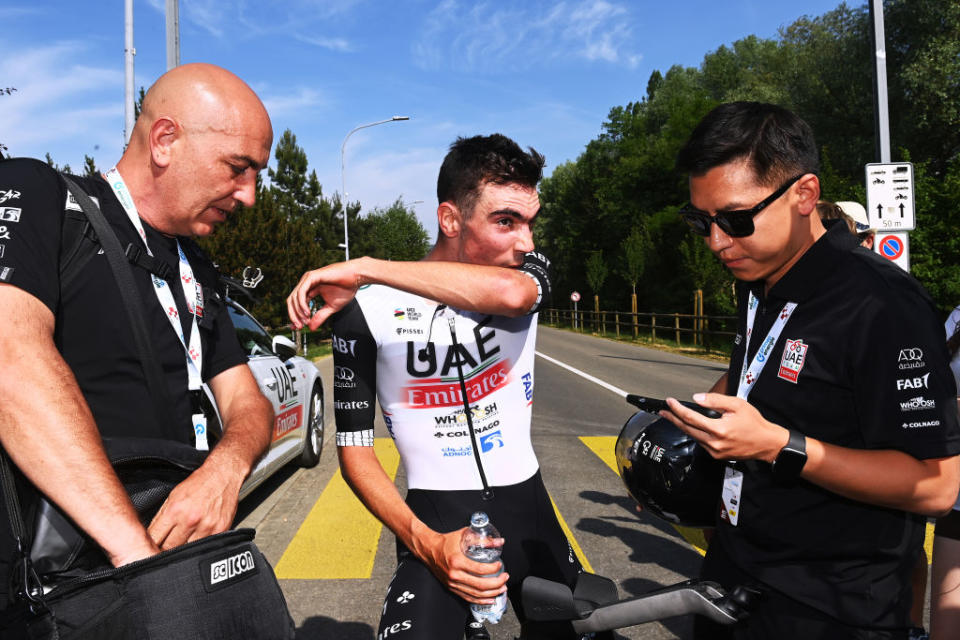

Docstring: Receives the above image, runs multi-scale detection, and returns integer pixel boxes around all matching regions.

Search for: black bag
[29,438,208,582]
[3,529,294,640]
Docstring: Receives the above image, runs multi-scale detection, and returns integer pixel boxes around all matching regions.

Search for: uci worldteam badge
[778,338,808,383]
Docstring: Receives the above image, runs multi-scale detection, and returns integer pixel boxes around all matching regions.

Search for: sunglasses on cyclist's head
[678,174,806,238]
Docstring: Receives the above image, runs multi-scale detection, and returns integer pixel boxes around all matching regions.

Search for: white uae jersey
[330,254,552,490]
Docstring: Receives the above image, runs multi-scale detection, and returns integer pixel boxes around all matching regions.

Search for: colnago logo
[897,373,930,391]
[404,361,511,409]
[334,400,370,410]
[436,420,501,439]
[902,420,940,429]
[210,550,256,585]
[900,396,936,412]
[332,334,358,356]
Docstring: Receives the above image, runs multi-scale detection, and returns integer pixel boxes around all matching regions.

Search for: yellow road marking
[580,436,708,556]
[275,438,400,579]
[549,495,594,573]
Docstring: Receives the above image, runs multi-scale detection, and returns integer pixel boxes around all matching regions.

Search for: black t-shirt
[713,222,960,627]
[0,158,245,593]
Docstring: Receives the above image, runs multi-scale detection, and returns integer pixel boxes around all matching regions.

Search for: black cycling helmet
[615,410,723,527]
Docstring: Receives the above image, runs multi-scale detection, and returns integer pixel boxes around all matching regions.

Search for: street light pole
[166,0,180,71]
[340,115,410,260]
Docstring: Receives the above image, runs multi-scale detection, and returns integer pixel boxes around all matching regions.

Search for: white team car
[202,296,325,499]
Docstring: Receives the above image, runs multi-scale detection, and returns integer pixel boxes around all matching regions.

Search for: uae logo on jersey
[778,338,808,383]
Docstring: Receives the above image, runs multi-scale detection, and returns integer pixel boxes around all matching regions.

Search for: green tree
[133,86,146,121]
[82,155,98,178]
[44,152,71,176]
[362,198,431,261]
[621,227,649,314]
[537,2,960,315]
[585,250,608,314]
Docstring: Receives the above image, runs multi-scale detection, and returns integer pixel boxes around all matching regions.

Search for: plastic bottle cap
[470,512,489,528]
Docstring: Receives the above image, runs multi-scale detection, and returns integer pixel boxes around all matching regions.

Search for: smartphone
[626,394,721,419]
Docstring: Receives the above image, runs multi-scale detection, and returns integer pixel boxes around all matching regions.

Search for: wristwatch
[772,430,807,481]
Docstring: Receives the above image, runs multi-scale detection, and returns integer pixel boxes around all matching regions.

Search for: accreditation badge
[721,464,743,526]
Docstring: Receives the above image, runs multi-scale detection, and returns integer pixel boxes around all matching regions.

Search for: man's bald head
[117,63,273,237]
[130,63,271,150]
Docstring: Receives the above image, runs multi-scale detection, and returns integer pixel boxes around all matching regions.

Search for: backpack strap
[59,174,181,440]
[59,187,176,294]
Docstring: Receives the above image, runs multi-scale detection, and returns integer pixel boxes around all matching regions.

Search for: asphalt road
[237,325,729,639]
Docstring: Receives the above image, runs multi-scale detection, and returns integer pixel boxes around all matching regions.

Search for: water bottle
[461,511,507,624]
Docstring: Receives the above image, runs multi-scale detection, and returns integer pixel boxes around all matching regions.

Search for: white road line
[535,351,628,398]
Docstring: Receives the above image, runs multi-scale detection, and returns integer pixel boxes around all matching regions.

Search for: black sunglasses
[679,174,806,237]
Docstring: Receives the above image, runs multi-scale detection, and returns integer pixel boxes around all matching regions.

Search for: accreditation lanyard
[104,168,208,450]
[721,291,798,525]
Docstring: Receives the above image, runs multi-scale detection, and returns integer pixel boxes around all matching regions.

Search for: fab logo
[777,338,808,383]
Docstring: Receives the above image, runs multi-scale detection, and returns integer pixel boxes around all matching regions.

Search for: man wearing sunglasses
[662,101,960,639]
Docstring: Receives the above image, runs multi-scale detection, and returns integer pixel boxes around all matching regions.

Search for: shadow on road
[576,490,704,584]
[235,464,300,522]
[297,616,375,639]
[577,489,703,639]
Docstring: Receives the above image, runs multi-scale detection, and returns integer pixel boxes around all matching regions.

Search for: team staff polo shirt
[0,158,246,442]
[331,252,552,491]
[716,222,960,627]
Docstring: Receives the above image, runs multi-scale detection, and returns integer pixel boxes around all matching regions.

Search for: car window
[228,304,275,357]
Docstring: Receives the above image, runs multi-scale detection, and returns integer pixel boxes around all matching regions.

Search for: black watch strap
[772,430,807,481]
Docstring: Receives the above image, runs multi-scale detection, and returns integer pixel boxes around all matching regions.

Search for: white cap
[836,201,875,234]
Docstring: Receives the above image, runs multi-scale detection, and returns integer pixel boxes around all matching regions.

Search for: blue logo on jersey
[480,430,504,452]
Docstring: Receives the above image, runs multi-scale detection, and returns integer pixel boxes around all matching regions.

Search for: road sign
[570,291,581,302]
[865,162,915,231]
[875,232,910,271]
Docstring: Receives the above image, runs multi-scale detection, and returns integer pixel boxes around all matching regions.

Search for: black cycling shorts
[377,470,586,640]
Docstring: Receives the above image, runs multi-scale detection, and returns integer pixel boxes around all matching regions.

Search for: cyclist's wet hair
[437,134,544,216]
[677,102,820,187]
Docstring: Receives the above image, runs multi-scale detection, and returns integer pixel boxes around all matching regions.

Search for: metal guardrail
[542,308,737,352]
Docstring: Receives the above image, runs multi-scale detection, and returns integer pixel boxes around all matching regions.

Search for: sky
[0,0,852,237]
